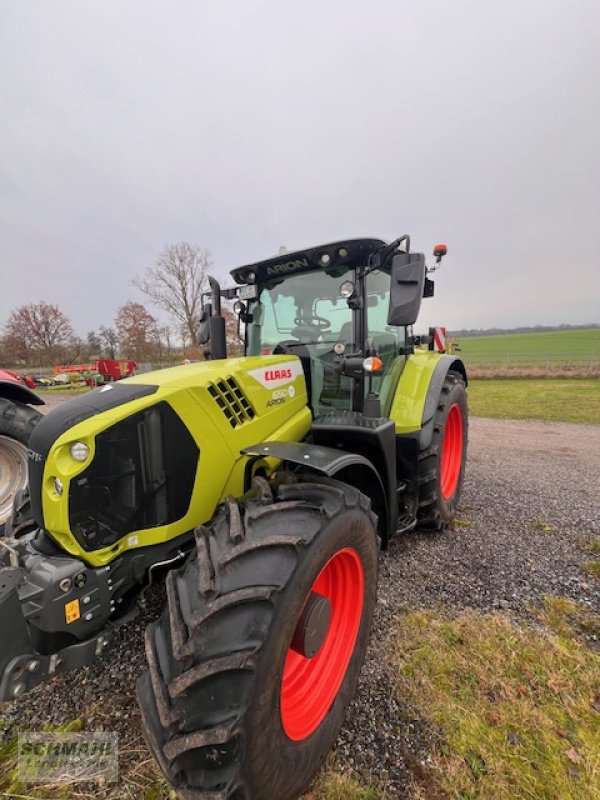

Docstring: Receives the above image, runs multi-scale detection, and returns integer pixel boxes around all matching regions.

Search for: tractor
[0,235,467,800]
[0,369,43,529]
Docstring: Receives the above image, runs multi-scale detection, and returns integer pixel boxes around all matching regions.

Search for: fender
[243,440,381,481]
[419,355,467,450]
[242,439,388,537]
[0,380,45,406]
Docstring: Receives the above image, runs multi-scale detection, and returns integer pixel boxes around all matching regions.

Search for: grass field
[37,385,90,397]
[468,379,600,424]
[395,600,600,800]
[455,328,600,377]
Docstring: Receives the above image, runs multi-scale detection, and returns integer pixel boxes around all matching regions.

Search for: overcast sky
[1,0,599,336]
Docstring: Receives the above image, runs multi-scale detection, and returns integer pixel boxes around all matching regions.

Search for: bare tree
[3,302,76,365]
[133,243,211,348]
[156,325,176,364]
[0,331,27,365]
[115,301,159,362]
[223,306,244,356]
[86,331,102,359]
[98,326,119,359]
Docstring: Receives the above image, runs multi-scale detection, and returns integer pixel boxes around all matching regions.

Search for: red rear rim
[441,403,464,499]
[280,547,365,741]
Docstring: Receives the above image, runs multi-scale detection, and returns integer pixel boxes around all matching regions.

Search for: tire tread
[137,476,376,800]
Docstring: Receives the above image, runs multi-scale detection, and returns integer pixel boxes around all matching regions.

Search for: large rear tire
[137,475,378,800]
[417,370,468,530]
[0,399,41,528]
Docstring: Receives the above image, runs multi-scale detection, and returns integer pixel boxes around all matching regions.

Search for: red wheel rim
[280,547,364,741]
[441,403,464,499]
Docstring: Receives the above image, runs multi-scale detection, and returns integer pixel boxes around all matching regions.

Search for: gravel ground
[336,417,600,795]
[3,414,600,798]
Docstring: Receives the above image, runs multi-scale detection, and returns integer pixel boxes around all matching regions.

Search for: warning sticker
[65,599,81,624]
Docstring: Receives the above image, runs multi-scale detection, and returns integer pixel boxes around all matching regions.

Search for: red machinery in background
[53,359,137,383]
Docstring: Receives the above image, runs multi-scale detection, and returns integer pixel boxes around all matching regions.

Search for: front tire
[0,399,41,527]
[137,475,378,800]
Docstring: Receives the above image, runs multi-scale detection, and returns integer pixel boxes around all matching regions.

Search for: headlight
[339,280,355,299]
[54,477,64,496]
[70,442,90,462]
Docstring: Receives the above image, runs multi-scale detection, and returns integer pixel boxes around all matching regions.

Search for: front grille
[207,377,255,428]
[68,402,199,551]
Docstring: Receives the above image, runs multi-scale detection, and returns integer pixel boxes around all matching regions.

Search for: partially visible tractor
[0,235,467,800]
[0,370,44,528]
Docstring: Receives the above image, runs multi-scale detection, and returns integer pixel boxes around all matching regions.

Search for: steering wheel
[294,315,330,331]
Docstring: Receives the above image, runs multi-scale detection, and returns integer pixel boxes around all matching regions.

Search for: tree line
[0,243,242,368]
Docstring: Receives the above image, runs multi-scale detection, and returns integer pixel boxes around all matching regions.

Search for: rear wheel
[417,370,468,529]
[137,475,378,800]
[0,400,41,528]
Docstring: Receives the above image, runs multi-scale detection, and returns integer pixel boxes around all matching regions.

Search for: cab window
[257,269,354,351]
[366,269,405,402]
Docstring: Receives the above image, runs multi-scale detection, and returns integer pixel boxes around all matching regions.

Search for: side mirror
[196,276,228,359]
[387,252,425,326]
[197,303,212,345]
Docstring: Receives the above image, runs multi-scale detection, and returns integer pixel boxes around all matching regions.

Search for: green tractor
[0,235,467,799]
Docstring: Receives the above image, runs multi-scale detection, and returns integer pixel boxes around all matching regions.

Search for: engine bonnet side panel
[28,356,311,567]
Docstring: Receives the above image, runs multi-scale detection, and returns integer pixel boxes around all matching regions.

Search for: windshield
[255,269,354,352]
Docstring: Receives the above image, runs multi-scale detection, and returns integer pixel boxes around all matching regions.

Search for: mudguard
[242,439,381,481]
[418,355,467,450]
[388,352,466,448]
[242,439,390,538]
[0,380,45,406]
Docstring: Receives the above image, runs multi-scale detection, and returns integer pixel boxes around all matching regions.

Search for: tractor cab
[196,235,455,543]
[223,236,434,419]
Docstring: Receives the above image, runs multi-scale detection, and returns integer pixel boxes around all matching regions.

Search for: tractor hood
[27,356,311,567]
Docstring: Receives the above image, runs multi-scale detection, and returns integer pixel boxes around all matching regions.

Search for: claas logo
[264,369,293,381]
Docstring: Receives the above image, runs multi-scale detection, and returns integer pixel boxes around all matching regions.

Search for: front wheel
[137,475,378,800]
[417,370,468,529]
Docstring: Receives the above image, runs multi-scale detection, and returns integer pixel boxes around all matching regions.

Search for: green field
[468,379,600,424]
[456,328,600,374]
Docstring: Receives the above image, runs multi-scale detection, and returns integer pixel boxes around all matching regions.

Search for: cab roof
[230,238,386,286]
